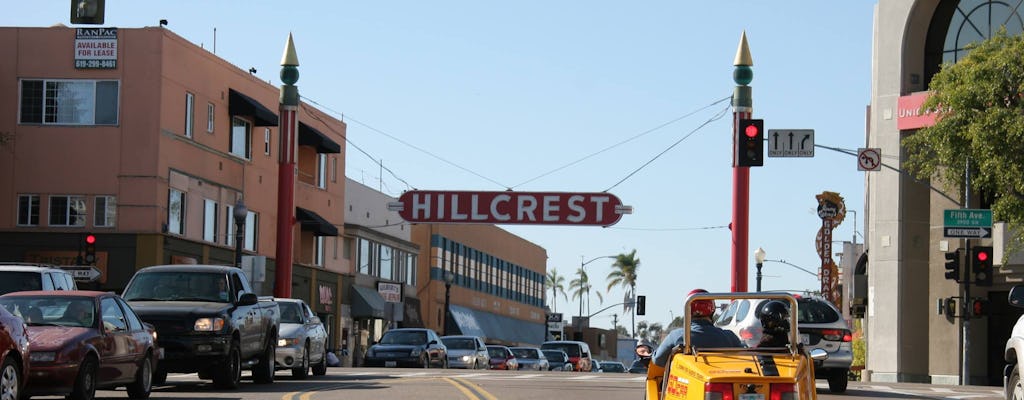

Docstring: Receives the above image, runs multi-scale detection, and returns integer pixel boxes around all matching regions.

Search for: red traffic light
[744,124,759,138]
[977,250,989,262]
[85,234,96,244]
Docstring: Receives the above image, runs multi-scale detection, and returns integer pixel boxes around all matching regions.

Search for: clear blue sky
[9,1,875,332]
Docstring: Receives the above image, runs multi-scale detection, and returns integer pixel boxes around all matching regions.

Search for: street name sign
[943,209,993,238]
[767,129,814,157]
[388,190,632,226]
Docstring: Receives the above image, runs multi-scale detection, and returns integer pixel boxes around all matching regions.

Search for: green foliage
[851,319,866,368]
[903,29,1024,251]
[545,269,568,313]
[606,249,640,294]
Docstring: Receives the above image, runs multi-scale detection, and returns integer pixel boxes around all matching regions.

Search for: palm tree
[607,249,640,337]
[546,269,568,313]
[569,267,589,318]
[584,282,603,315]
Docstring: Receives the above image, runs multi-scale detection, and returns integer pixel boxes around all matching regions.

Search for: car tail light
[738,326,762,341]
[821,329,851,342]
[704,382,734,400]
[769,383,796,400]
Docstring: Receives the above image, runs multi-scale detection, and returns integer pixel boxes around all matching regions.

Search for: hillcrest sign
[388,190,632,226]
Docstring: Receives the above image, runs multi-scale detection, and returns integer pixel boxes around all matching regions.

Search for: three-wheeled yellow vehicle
[643,292,828,400]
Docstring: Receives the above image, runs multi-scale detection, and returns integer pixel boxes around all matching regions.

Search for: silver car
[510,347,549,371]
[274,298,329,378]
[440,335,489,369]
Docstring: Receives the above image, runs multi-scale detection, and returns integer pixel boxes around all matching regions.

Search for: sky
[9,1,876,332]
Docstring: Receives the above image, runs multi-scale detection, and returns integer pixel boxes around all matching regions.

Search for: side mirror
[237,293,258,306]
[809,348,829,361]
[309,316,322,325]
[1010,285,1024,308]
[428,339,438,346]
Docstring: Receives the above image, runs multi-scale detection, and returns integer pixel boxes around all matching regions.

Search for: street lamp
[232,198,248,268]
[579,255,615,318]
[754,247,766,292]
[443,270,454,336]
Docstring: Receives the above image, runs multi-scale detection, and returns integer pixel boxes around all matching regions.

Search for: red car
[485,345,517,370]
[0,291,158,400]
[0,301,30,400]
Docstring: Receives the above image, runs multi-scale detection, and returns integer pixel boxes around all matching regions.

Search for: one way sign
[767,129,815,157]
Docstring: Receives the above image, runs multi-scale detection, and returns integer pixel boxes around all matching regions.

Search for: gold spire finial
[734,31,753,67]
[281,32,299,67]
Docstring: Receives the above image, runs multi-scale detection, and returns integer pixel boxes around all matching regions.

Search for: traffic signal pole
[961,161,972,385]
[730,32,753,292]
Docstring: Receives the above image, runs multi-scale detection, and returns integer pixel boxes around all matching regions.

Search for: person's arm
[652,329,683,367]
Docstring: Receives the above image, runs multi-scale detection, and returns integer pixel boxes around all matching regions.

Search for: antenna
[213,27,217,53]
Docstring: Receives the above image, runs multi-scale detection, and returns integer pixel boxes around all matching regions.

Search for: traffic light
[971,297,990,317]
[972,246,993,287]
[736,118,764,167]
[636,295,646,316]
[84,234,97,265]
[944,250,961,282]
[70,0,105,25]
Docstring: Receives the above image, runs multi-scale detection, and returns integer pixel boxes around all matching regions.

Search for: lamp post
[579,255,615,318]
[443,270,454,336]
[232,199,247,268]
[754,247,766,292]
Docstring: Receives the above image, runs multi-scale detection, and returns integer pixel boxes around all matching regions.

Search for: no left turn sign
[858,148,881,171]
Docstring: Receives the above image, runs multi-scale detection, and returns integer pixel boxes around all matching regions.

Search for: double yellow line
[443,377,499,400]
[281,376,499,400]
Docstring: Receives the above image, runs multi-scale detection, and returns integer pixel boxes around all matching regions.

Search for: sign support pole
[274,34,300,298]
[731,32,753,292]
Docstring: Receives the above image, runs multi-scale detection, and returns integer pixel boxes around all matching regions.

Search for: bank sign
[388,190,631,226]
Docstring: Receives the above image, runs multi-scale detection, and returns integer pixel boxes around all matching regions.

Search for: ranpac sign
[389,190,631,226]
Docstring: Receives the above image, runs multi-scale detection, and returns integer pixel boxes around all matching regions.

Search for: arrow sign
[767,129,815,157]
[943,227,992,238]
[62,266,102,282]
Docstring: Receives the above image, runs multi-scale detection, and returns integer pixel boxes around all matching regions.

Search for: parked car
[591,359,603,372]
[274,298,328,379]
[0,300,29,400]
[0,264,77,295]
[510,347,549,371]
[600,360,626,373]
[542,349,573,371]
[540,340,592,372]
[364,328,447,368]
[1004,286,1024,399]
[486,345,517,370]
[0,290,158,400]
[441,335,489,369]
[715,293,853,393]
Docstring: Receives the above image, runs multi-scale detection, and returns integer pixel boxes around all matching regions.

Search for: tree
[545,269,568,313]
[607,249,640,336]
[569,267,589,317]
[903,29,1024,253]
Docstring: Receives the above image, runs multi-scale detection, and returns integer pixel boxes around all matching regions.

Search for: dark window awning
[449,304,543,346]
[299,122,341,154]
[351,285,386,319]
[296,207,338,236]
[229,89,278,126]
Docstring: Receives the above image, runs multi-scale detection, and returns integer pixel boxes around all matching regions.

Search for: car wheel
[69,355,97,400]
[213,340,242,389]
[312,347,328,376]
[421,354,430,368]
[442,356,449,369]
[253,340,276,384]
[828,368,849,393]
[152,367,168,385]
[126,354,153,399]
[1009,365,1023,400]
[292,345,310,379]
[0,354,21,400]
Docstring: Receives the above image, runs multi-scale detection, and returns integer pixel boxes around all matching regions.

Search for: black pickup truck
[122,264,280,389]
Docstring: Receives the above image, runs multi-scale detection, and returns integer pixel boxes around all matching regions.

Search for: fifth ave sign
[389,190,631,226]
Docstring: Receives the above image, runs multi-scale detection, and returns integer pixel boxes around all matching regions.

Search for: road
[82,369,1004,400]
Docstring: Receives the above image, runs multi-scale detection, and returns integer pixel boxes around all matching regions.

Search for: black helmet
[759,300,790,332]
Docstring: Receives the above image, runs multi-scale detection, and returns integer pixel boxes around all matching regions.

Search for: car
[0,290,158,400]
[591,359,603,372]
[486,345,517,370]
[274,298,328,379]
[509,347,549,371]
[441,335,489,369]
[600,360,626,373]
[0,264,77,295]
[363,328,447,368]
[542,349,573,371]
[1004,285,1024,399]
[0,300,29,400]
[540,340,593,372]
[645,292,828,400]
[715,293,854,393]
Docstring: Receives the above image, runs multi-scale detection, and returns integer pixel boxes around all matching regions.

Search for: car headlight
[279,338,300,347]
[461,355,471,362]
[30,352,56,363]
[194,317,225,332]
[410,347,422,356]
[150,330,158,342]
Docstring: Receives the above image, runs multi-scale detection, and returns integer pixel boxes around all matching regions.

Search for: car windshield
[278,302,304,324]
[487,347,507,358]
[542,350,565,361]
[381,330,427,345]
[442,338,476,350]
[797,299,840,324]
[0,296,94,328]
[0,272,43,295]
[511,348,538,359]
[602,362,625,372]
[541,343,579,357]
[123,271,229,302]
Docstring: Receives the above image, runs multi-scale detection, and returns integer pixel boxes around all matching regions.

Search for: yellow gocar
[644,292,828,400]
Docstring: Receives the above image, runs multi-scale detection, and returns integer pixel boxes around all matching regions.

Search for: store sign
[318,284,334,307]
[377,282,402,303]
[389,190,631,226]
[74,27,118,69]
[896,91,938,130]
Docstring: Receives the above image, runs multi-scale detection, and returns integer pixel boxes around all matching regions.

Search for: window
[380,246,393,280]
[168,189,185,235]
[17,194,40,226]
[317,154,327,189]
[230,117,251,159]
[203,199,218,242]
[184,92,194,137]
[206,103,215,133]
[358,238,371,275]
[94,196,116,227]
[100,297,128,332]
[331,157,337,183]
[264,128,271,155]
[314,236,325,266]
[244,210,257,251]
[48,195,86,227]
[19,79,118,125]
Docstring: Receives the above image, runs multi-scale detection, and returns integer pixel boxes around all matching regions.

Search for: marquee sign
[388,190,632,226]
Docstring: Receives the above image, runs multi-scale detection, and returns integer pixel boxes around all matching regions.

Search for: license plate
[385,361,397,368]
[740,393,764,400]
[800,334,810,344]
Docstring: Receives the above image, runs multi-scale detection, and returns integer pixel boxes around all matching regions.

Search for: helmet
[759,300,790,332]
[687,289,715,318]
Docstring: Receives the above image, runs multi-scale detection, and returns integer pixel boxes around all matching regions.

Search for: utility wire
[609,224,729,232]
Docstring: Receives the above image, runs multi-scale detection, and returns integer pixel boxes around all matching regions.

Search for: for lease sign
[390,190,629,226]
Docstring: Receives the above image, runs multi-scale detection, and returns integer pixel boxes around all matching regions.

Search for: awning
[229,89,278,126]
[351,285,386,319]
[296,207,339,236]
[299,122,342,154]
[449,304,544,346]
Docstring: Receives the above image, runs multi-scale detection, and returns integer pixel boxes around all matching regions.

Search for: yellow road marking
[450,377,499,400]
[280,376,500,400]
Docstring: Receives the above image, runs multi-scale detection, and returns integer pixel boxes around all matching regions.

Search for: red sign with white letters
[393,190,628,226]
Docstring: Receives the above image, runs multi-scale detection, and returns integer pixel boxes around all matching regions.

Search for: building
[0,26,348,350]
[867,0,1024,385]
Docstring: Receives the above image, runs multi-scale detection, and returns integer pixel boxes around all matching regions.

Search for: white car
[274,298,329,378]
[441,335,489,369]
[1004,286,1024,399]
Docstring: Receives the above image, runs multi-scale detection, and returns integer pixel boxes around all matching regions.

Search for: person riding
[652,289,743,367]
[756,300,791,348]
